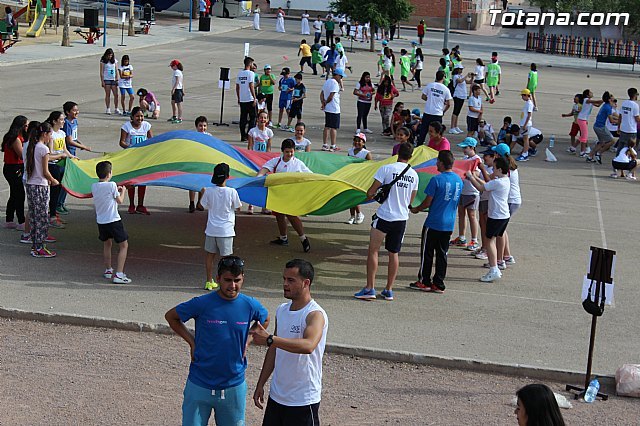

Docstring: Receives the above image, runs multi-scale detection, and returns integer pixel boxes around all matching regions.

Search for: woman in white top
[253,5,260,30]
[412,48,424,88]
[499,151,521,268]
[450,66,474,135]
[119,107,153,215]
[99,48,120,115]
[276,8,286,33]
[301,11,310,35]
[473,58,490,101]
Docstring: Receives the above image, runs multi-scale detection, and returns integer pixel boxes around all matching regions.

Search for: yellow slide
[26,2,47,37]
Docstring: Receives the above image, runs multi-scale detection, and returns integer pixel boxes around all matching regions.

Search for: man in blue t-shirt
[165,256,269,425]
[587,94,618,163]
[409,150,463,293]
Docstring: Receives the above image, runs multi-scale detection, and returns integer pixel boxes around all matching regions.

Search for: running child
[137,88,160,119]
[285,73,306,131]
[473,58,490,101]
[486,57,501,103]
[561,93,583,154]
[200,163,242,290]
[527,63,538,111]
[293,122,312,152]
[399,49,414,91]
[276,67,295,130]
[346,132,372,225]
[412,48,424,88]
[92,161,131,284]
[118,55,135,115]
[169,59,184,124]
[188,116,211,213]
[119,107,153,214]
[298,39,313,73]
[451,137,480,251]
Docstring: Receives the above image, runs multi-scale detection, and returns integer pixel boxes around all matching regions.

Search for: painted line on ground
[591,164,608,248]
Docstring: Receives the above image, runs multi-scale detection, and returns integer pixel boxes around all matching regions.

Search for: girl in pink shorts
[575,89,603,157]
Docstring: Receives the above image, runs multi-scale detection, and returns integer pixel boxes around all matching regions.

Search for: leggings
[414,69,422,87]
[26,184,50,248]
[356,101,371,130]
[380,105,393,132]
[48,163,63,218]
[3,163,25,224]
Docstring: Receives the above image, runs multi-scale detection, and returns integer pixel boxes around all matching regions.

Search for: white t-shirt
[236,69,256,103]
[121,121,151,147]
[336,53,348,70]
[614,147,636,163]
[468,96,482,119]
[248,126,273,152]
[527,127,542,138]
[453,74,467,99]
[91,181,122,225]
[269,300,328,406]
[520,99,534,128]
[479,166,493,202]
[620,99,640,133]
[172,69,183,90]
[118,65,133,88]
[294,138,311,151]
[322,78,341,114]
[26,142,50,186]
[200,186,242,237]
[373,162,419,222]
[577,99,593,121]
[606,108,619,132]
[382,55,392,71]
[474,65,485,80]
[508,168,522,204]
[484,176,510,220]
[415,57,424,71]
[263,156,312,173]
[102,60,117,81]
[422,82,452,116]
[318,45,330,60]
[462,154,480,196]
[348,147,370,159]
[479,123,494,141]
[313,20,322,32]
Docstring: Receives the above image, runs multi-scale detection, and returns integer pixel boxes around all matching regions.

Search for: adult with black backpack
[354,142,418,301]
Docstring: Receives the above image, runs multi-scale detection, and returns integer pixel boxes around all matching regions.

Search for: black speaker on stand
[83,9,99,28]
[213,67,230,127]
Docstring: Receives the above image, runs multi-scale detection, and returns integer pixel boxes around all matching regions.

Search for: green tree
[329,0,414,51]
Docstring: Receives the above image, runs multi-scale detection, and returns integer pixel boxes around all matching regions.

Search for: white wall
[269,0,331,12]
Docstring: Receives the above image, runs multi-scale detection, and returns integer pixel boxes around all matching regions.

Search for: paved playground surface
[1,16,639,383]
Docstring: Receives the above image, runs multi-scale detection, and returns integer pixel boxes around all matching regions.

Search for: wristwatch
[266,335,274,347]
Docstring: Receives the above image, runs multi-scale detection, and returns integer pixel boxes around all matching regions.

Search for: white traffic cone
[545,148,558,162]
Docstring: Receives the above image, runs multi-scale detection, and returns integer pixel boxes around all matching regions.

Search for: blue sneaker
[516,154,529,162]
[528,148,538,157]
[354,287,376,300]
[380,289,394,301]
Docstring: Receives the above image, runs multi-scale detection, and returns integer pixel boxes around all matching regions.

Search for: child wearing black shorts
[91,161,131,284]
[286,73,306,130]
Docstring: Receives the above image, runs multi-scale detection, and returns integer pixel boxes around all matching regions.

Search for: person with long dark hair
[374,75,399,136]
[119,107,153,215]
[515,384,565,426]
[353,72,374,134]
[99,48,120,115]
[413,48,424,88]
[2,115,28,229]
[45,111,76,228]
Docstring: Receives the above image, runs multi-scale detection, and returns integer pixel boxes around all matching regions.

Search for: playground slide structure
[26,0,51,37]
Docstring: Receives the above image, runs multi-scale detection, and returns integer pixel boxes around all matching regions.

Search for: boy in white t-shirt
[516,89,535,162]
[451,137,481,251]
[200,163,242,291]
[91,161,131,284]
[466,153,511,283]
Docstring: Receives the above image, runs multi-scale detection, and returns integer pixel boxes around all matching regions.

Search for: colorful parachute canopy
[62,130,477,216]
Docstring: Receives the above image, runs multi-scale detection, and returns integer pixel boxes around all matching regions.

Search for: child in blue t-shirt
[276,67,295,130]
[59,101,91,213]
[285,73,306,130]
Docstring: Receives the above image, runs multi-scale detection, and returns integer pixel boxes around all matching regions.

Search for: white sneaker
[105,108,112,115]
[456,127,464,134]
[115,108,123,115]
[585,146,592,154]
[480,270,502,282]
[626,175,637,181]
[268,121,273,128]
[566,147,576,153]
[346,216,356,224]
[475,250,488,260]
[355,129,361,134]
[448,128,458,134]
[355,213,365,224]
[112,273,132,284]
[363,129,372,134]
[504,256,516,265]
[321,145,330,151]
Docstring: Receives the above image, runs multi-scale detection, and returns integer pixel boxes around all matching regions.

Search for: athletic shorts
[299,56,312,67]
[98,220,128,243]
[103,79,117,86]
[453,97,465,116]
[486,217,509,238]
[204,235,234,255]
[279,96,292,110]
[372,215,407,254]
[530,134,543,145]
[400,75,409,82]
[593,126,614,144]
[479,199,489,214]
[569,121,580,137]
[289,102,303,119]
[265,93,274,112]
[474,78,485,84]
[172,89,184,103]
[467,116,479,132]
[324,112,340,129]
[508,203,521,216]
[182,379,246,426]
[119,87,134,95]
[612,159,637,171]
[262,397,320,426]
[459,194,479,210]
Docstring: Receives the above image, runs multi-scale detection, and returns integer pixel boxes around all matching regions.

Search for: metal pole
[189,0,192,32]
[103,0,107,47]
[444,0,451,49]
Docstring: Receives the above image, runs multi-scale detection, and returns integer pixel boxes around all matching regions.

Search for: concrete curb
[0,306,616,393]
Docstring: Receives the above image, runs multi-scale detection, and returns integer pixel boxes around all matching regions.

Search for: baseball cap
[458,137,478,148]
[211,163,230,185]
[264,64,271,69]
[382,40,388,45]
[281,67,290,75]
[454,63,464,69]
[481,148,495,156]
[333,68,346,78]
[353,132,367,142]
[521,88,531,96]
[411,40,418,45]
[169,59,181,67]
[491,143,511,157]
[411,108,421,116]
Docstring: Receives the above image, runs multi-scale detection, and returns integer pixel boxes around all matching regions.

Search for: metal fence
[526,32,640,61]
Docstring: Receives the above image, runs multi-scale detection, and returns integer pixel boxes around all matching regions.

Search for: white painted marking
[159,244,201,249]
[591,165,607,248]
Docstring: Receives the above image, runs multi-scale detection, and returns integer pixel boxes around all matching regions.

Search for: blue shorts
[182,379,246,426]
[279,96,292,110]
[119,87,134,95]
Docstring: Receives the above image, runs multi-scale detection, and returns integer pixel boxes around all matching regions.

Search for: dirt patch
[0,318,637,425]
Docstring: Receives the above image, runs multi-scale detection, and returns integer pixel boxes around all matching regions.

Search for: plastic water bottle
[549,134,555,149]
[584,378,600,403]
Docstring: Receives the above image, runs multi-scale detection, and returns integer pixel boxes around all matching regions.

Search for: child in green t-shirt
[259,65,277,126]
[399,49,414,92]
[527,63,538,110]
[486,59,501,104]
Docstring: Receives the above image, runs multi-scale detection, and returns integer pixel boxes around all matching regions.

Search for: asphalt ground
[1,17,639,377]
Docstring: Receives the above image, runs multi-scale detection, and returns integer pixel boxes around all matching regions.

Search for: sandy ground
[1,318,638,425]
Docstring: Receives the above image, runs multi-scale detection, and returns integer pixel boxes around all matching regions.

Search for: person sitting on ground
[509,124,544,157]
[477,119,496,146]
[611,139,637,180]
[137,88,160,120]
[497,116,512,145]
[515,384,566,426]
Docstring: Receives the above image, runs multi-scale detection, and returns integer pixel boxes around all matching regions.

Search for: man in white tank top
[251,259,328,426]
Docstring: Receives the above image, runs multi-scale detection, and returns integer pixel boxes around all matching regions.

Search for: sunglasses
[218,256,245,269]
[612,99,617,102]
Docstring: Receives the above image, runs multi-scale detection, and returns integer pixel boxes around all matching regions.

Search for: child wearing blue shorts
[118,55,135,115]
